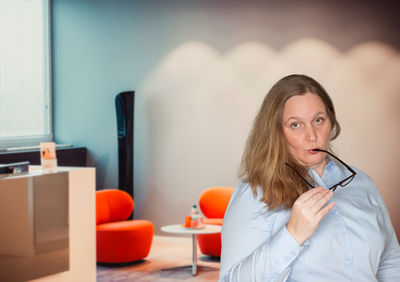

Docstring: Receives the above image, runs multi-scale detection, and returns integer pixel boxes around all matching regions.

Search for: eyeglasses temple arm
[312,149,357,176]
[285,163,315,188]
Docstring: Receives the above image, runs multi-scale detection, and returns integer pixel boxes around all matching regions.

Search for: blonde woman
[219,74,400,281]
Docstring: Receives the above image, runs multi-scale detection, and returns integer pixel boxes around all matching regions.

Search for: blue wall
[52,1,169,188]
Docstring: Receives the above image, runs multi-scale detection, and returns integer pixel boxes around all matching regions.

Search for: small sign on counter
[40,142,58,170]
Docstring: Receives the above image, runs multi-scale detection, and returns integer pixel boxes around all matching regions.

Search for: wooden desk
[0,166,95,282]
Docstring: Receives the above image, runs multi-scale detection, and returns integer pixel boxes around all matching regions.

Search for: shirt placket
[310,165,355,281]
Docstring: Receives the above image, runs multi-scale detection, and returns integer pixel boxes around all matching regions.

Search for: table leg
[161,230,219,275]
[192,234,198,276]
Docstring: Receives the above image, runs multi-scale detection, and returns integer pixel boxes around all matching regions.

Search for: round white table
[161,224,221,276]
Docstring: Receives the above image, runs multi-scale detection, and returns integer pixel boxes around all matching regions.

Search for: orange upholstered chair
[197,186,234,257]
[96,189,154,263]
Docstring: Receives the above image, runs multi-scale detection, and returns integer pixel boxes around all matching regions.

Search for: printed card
[40,142,57,170]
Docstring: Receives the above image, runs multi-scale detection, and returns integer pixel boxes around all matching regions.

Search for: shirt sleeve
[376,192,400,281]
[219,182,307,282]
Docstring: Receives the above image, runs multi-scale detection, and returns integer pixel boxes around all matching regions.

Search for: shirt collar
[308,156,342,188]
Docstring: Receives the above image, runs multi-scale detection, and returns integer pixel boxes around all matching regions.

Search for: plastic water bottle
[191,204,199,227]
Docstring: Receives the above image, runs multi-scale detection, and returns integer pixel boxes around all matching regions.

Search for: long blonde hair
[239,74,341,209]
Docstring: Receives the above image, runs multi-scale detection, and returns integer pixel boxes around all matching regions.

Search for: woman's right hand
[286,186,335,245]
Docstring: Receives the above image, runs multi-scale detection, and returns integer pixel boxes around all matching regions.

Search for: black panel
[0,147,87,167]
[115,91,134,206]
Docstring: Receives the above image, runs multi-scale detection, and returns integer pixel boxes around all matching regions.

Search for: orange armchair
[96,189,154,263]
[197,187,234,257]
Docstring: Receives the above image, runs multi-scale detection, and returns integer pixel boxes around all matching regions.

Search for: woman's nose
[305,125,317,141]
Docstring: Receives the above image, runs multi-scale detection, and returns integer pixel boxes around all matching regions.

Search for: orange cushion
[96,189,134,225]
[202,218,223,226]
[198,233,222,257]
[199,187,233,218]
[96,220,154,263]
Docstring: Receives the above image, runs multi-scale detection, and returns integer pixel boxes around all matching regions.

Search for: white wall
[135,39,400,237]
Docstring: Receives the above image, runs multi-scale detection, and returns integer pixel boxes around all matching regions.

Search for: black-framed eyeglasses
[285,149,357,192]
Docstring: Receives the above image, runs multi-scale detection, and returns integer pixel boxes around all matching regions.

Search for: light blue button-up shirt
[219,160,400,281]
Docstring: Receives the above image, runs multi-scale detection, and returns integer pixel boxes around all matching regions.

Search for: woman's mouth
[308,148,320,155]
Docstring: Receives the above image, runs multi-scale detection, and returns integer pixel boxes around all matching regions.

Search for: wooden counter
[0,166,96,282]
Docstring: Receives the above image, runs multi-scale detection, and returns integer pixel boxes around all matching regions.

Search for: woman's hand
[286,187,335,245]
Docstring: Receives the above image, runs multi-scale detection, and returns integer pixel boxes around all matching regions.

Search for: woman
[219,74,400,281]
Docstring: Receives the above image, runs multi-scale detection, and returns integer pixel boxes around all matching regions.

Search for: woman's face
[282,92,332,175]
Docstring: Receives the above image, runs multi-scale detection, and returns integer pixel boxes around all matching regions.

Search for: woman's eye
[315,118,324,124]
[290,122,299,129]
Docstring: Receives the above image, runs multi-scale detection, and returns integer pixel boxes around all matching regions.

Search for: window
[0,0,51,149]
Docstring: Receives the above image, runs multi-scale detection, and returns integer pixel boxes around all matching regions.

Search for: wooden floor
[97,236,220,282]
